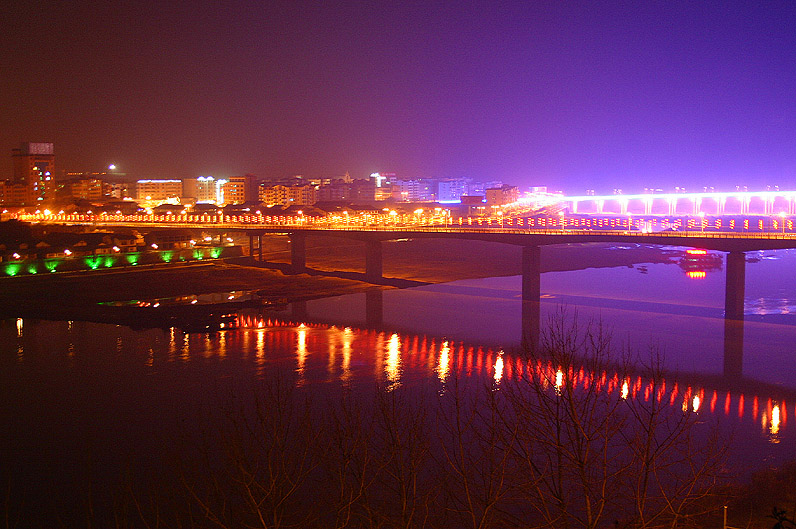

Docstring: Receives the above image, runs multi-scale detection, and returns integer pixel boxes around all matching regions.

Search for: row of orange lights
[228,315,787,438]
[19,211,796,233]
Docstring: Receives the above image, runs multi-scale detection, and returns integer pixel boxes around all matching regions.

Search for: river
[2,244,796,524]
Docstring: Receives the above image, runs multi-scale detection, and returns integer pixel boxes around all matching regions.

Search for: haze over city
[2,0,795,193]
[9,2,796,526]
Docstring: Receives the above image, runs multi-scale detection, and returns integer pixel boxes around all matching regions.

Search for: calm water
[3,245,796,522]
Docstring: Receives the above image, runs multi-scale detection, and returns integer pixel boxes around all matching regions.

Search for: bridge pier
[290,232,306,273]
[723,251,746,377]
[248,234,263,261]
[365,289,384,327]
[724,251,746,320]
[521,245,541,351]
[365,239,383,283]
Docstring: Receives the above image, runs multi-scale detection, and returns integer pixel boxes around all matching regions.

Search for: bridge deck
[37,218,796,252]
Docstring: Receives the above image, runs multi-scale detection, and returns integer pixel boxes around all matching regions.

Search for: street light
[778,211,787,234]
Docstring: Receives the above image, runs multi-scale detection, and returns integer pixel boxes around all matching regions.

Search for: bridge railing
[15,212,796,241]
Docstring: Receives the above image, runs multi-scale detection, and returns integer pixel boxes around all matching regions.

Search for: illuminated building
[259,184,317,206]
[10,142,56,205]
[183,176,221,203]
[136,179,183,204]
[108,181,134,199]
[67,178,105,200]
[58,171,116,201]
[221,174,258,205]
[438,178,472,202]
[370,172,395,201]
[469,180,502,196]
[485,185,519,205]
[390,179,436,202]
[317,178,375,202]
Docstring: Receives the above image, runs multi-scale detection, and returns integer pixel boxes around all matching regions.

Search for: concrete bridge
[238,225,794,371]
[20,213,796,374]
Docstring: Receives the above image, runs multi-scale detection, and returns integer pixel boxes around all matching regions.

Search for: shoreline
[1,239,687,310]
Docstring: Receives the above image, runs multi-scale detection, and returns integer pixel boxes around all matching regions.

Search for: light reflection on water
[4,246,796,490]
[39,311,777,450]
[295,247,796,387]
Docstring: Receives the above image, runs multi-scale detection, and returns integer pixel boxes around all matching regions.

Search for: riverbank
[1,238,685,308]
[0,260,387,307]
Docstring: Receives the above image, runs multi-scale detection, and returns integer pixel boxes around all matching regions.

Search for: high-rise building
[370,172,395,201]
[11,142,56,205]
[438,178,472,202]
[390,179,436,202]
[221,174,258,205]
[183,176,221,203]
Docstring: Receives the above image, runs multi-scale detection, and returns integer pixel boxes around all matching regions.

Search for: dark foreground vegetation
[8,317,780,528]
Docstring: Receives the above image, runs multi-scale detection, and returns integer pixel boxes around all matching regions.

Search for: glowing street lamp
[778,211,787,234]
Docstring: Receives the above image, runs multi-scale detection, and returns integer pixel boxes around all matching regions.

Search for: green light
[193,250,204,260]
[104,256,115,268]
[44,259,59,272]
[27,265,37,274]
[85,256,100,270]
[161,251,173,263]
[4,263,20,276]
[126,253,139,265]
[210,248,221,258]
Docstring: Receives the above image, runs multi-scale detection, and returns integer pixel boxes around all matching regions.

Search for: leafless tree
[497,312,727,528]
[183,375,323,529]
[435,374,521,529]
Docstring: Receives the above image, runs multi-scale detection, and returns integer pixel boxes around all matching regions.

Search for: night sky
[2,1,795,193]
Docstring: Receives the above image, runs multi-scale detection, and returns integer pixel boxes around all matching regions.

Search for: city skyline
[2,1,795,193]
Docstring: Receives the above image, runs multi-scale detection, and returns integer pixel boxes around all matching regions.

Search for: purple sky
[2,1,795,193]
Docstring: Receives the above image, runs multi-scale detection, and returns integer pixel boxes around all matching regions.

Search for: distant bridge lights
[564,190,796,216]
